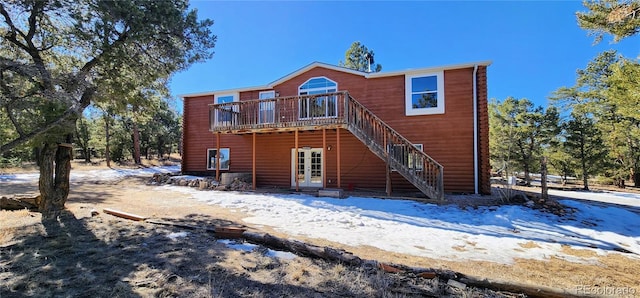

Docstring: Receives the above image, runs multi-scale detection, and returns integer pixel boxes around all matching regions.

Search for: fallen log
[103,208,148,221]
[458,277,583,298]
[242,231,363,266]
[144,219,246,238]
[145,218,216,232]
[0,196,37,211]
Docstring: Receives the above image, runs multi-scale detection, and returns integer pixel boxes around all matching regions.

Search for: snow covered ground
[0,165,180,184]
[169,186,640,264]
[2,166,639,265]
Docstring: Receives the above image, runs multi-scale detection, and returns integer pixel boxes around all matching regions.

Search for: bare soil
[1,161,639,297]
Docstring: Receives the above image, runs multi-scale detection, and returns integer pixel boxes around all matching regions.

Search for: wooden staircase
[344,94,444,200]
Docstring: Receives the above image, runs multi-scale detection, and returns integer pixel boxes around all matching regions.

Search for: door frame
[291,147,323,188]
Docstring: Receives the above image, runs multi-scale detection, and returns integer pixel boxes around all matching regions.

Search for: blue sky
[169,1,640,112]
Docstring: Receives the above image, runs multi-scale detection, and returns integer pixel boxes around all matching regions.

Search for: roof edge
[268,61,368,86]
[366,60,493,78]
[179,85,270,99]
[180,60,493,98]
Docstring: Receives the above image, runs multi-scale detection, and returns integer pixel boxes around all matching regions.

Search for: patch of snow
[218,239,297,259]
[0,165,180,184]
[166,186,640,264]
[549,188,640,209]
[166,231,189,239]
[4,165,639,265]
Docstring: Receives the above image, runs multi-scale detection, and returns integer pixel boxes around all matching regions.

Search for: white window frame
[405,71,445,116]
[207,148,230,170]
[214,93,238,125]
[298,76,338,119]
[258,91,276,124]
[410,144,424,171]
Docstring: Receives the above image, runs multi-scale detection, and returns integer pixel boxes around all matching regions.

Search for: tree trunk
[104,115,111,168]
[524,164,531,187]
[132,122,141,165]
[541,156,548,200]
[632,169,640,187]
[38,142,72,220]
[580,137,588,190]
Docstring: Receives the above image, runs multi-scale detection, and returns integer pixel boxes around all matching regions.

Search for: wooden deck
[209,91,445,200]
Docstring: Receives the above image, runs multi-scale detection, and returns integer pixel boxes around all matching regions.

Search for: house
[180,61,491,199]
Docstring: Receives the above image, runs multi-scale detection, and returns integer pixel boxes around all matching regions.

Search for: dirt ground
[1,161,639,297]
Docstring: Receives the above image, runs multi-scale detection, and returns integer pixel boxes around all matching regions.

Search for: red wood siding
[477,66,491,194]
[182,65,489,194]
[182,95,213,173]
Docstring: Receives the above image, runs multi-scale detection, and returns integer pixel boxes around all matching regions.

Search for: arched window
[298,77,338,118]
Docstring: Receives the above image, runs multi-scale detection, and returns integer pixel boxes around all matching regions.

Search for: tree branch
[4,105,26,137]
[0,106,79,154]
[79,29,129,76]
[0,3,30,52]
[0,2,53,91]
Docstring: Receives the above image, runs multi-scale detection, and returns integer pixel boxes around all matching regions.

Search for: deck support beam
[252,132,256,190]
[336,128,341,188]
[216,132,221,181]
[322,128,327,188]
[384,133,391,196]
[295,129,299,192]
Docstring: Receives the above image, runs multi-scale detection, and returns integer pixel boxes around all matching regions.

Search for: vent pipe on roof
[365,52,373,73]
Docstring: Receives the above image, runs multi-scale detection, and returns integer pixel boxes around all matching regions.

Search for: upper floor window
[405,71,445,116]
[258,91,276,124]
[214,93,238,125]
[298,77,338,118]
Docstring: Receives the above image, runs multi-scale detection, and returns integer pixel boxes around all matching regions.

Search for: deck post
[216,132,221,181]
[252,132,256,190]
[295,129,299,192]
[336,128,341,188]
[384,132,391,196]
[322,128,327,188]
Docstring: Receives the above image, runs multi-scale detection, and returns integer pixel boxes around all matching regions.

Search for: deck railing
[209,92,348,132]
[209,91,444,200]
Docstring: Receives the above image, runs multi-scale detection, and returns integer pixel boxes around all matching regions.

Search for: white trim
[214,93,238,126]
[367,61,492,78]
[405,71,445,116]
[179,61,492,99]
[291,148,323,188]
[214,92,238,104]
[272,62,367,86]
[206,148,230,170]
[259,90,276,99]
[180,86,267,99]
[298,77,339,119]
[258,91,276,124]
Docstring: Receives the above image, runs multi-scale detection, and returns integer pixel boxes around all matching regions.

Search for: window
[405,71,445,115]
[215,93,237,125]
[409,144,424,171]
[207,148,230,170]
[298,77,338,119]
[259,91,275,124]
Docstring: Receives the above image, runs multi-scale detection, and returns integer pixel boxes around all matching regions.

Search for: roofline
[367,60,493,78]
[179,85,270,99]
[268,61,368,86]
[180,60,492,99]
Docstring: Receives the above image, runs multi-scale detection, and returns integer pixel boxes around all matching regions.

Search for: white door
[291,148,323,188]
[258,91,275,124]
